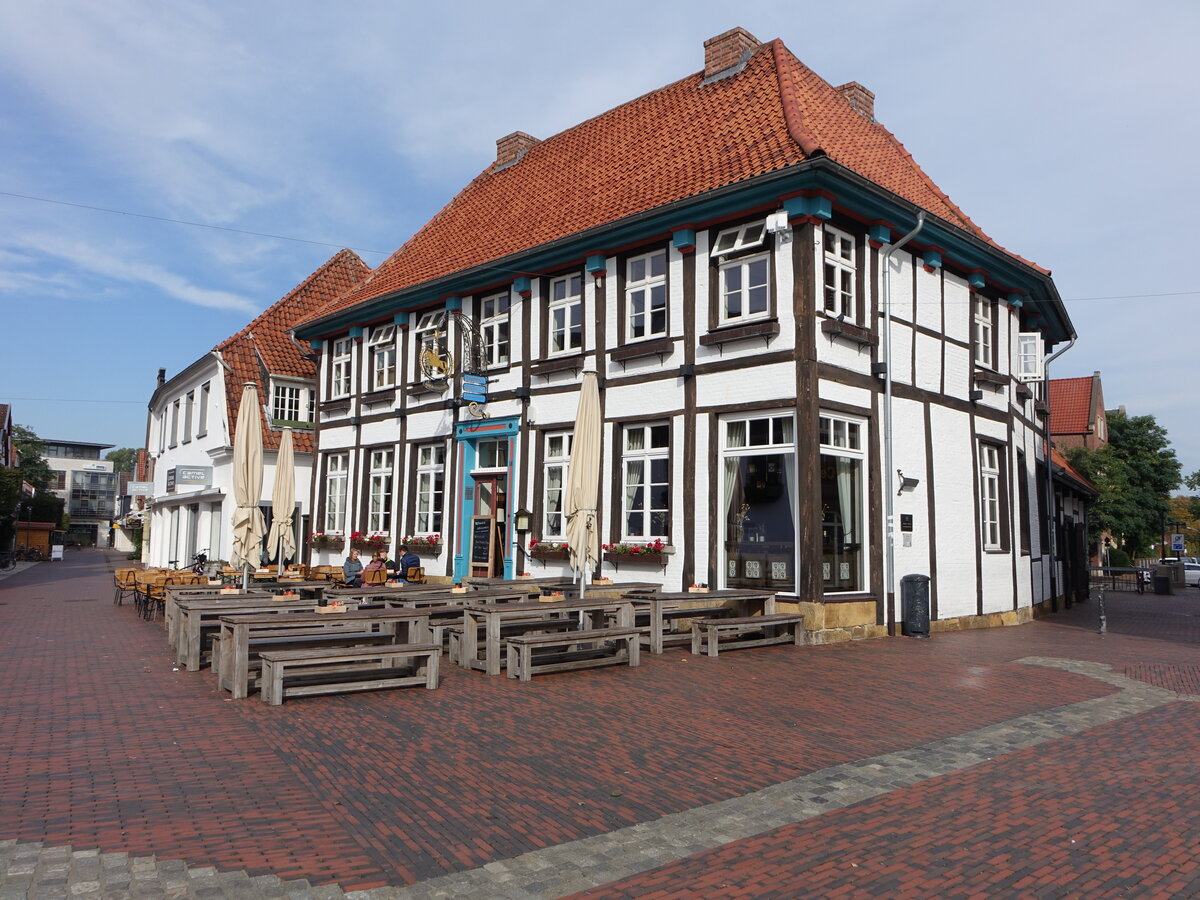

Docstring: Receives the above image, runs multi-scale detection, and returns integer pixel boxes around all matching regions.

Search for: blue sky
[1,1,1197,480]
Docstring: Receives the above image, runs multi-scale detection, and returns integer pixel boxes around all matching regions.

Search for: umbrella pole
[241,561,249,592]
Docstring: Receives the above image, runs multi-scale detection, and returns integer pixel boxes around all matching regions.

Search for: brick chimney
[835,82,875,122]
[703,27,761,80]
[495,131,541,169]
[156,367,166,386]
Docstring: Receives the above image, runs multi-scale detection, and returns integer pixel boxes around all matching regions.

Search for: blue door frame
[453,417,520,581]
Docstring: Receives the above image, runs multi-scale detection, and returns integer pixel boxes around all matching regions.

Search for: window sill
[530,353,585,377]
[973,369,1008,388]
[406,381,447,399]
[820,318,877,347]
[321,398,352,412]
[361,388,396,407]
[1015,384,1033,403]
[699,319,779,347]
[610,336,674,364]
[270,419,314,430]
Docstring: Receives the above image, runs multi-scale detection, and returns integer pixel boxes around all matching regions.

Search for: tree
[105,447,138,474]
[13,424,54,492]
[1064,410,1181,557]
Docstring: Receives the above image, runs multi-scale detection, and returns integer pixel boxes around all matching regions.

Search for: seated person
[342,548,364,587]
[396,545,422,583]
[364,550,394,582]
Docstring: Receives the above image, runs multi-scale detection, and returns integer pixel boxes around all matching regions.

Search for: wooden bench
[506,627,640,682]
[690,613,806,657]
[258,643,441,705]
[445,616,578,666]
[212,628,397,691]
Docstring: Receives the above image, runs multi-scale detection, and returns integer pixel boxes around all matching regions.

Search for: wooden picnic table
[626,589,776,654]
[374,587,541,608]
[461,597,635,675]
[173,594,325,671]
[164,589,274,647]
[217,607,435,699]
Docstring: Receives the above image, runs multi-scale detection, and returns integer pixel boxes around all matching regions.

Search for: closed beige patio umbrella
[230,382,266,590]
[565,370,601,598]
[268,426,296,578]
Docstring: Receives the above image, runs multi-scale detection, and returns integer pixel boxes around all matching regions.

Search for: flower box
[401,535,442,555]
[603,551,667,566]
[530,548,569,561]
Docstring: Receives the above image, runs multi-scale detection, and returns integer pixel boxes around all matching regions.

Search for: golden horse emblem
[420,343,453,385]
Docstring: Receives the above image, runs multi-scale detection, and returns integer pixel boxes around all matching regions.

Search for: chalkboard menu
[470,516,494,568]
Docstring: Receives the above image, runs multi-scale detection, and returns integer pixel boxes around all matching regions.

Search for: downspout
[882,212,925,635]
[1041,336,1075,611]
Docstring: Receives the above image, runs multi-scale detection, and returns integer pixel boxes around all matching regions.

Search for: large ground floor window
[722,413,796,590]
[819,413,866,593]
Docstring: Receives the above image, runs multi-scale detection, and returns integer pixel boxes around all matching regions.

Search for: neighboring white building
[143,250,370,568]
[43,440,116,547]
[293,29,1074,639]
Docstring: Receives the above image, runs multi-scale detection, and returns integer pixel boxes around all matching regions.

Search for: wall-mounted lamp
[896,469,920,494]
[513,508,532,532]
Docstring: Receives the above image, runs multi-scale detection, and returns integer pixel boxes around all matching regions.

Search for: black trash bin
[1152,575,1171,596]
[901,573,931,637]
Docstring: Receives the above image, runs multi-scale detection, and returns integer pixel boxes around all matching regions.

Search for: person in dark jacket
[396,545,421,582]
[342,548,364,587]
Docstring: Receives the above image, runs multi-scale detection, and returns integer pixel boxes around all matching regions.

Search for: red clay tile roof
[219,249,371,452]
[1049,376,1095,437]
[300,36,1040,330]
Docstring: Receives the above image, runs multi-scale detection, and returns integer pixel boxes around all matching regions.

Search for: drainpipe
[1041,336,1075,611]
[881,212,925,635]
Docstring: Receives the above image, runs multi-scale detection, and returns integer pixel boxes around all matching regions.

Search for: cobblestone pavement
[1,552,1198,898]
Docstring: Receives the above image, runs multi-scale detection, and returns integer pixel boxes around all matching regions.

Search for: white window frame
[621,423,670,541]
[272,384,302,422]
[718,253,771,325]
[822,226,855,319]
[169,400,179,447]
[980,443,1002,550]
[1015,332,1043,383]
[626,250,668,341]
[818,412,868,594]
[324,453,348,533]
[710,220,766,258]
[973,295,994,369]
[547,273,583,356]
[480,291,511,368]
[182,391,194,444]
[414,443,445,535]
[413,310,446,379]
[197,382,210,437]
[331,338,353,398]
[367,448,394,534]
[542,432,572,539]
[367,325,397,391]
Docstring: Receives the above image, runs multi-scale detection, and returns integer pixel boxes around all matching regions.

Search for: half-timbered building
[293,28,1074,639]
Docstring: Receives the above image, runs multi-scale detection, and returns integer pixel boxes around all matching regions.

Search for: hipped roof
[300,36,1042,330]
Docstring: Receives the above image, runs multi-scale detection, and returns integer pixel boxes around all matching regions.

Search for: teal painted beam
[672,228,696,252]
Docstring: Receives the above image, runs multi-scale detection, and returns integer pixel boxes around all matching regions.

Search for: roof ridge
[768,39,823,158]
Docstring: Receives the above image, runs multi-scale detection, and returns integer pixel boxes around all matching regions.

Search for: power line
[1061,291,1199,302]
[0,190,390,256]
[1,397,144,405]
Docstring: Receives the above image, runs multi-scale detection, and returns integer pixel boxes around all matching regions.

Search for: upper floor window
[272,384,302,422]
[182,391,194,443]
[197,382,210,437]
[622,423,670,541]
[1015,332,1042,383]
[169,400,179,447]
[543,432,572,539]
[973,296,994,369]
[331,338,353,398]
[713,221,769,326]
[367,325,397,391]
[480,292,511,368]
[548,273,583,355]
[822,226,855,319]
[626,250,667,340]
[414,310,446,379]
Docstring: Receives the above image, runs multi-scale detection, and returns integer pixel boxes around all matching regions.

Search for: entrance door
[471,475,507,578]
